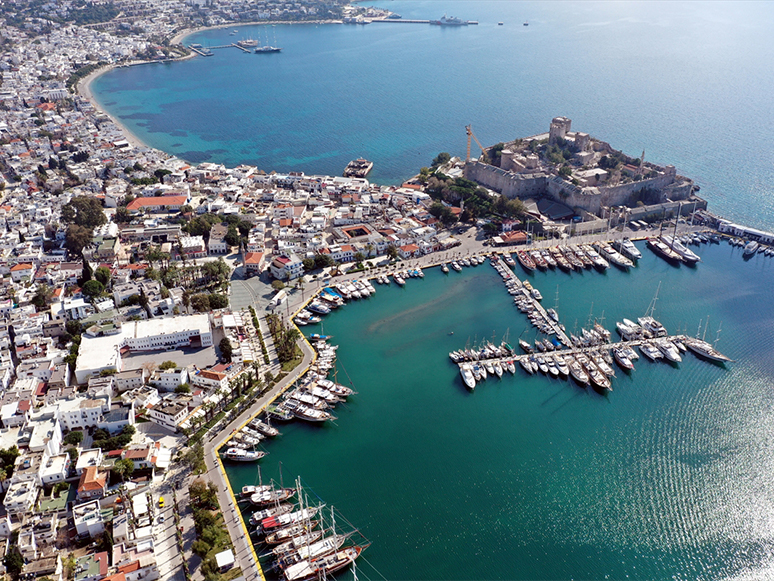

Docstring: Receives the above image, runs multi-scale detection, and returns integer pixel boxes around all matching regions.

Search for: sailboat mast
[702,315,709,342]
[671,203,680,248]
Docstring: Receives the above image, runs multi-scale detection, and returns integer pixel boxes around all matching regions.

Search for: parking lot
[122,345,217,372]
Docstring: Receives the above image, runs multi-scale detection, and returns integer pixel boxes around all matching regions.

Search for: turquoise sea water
[90,1,774,229]
[88,2,774,578]
[227,242,774,580]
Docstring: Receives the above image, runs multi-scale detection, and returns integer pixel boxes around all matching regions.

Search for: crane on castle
[465,125,486,163]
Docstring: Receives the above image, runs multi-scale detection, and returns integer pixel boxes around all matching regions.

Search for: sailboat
[684,318,732,362]
[638,282,668,338]
[255,25,282,53]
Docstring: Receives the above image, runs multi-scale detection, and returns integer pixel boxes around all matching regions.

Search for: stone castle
[464,117,696,216]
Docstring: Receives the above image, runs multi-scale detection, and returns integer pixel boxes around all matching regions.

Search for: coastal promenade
[280,223,706,317]
[200,335,315,581]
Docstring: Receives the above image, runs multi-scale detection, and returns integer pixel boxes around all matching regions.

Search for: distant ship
[431,14,468,26]
[524,21,529,26]
[237,39,259,48]
[255,46,282,53]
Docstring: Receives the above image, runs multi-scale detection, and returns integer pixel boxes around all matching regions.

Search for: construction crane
[465,124,486,163]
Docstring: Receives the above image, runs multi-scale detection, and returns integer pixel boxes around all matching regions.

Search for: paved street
[154,497,185,581]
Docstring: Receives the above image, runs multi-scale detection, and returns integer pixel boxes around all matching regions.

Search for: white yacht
[655,338,682,362]
[616,238,642,260]
[661,235,700,264]
[460,363,476,389]
[639,342,664,361]
[743,240,759,257]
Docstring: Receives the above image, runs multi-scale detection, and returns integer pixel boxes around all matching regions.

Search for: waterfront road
[278,223,709,318]
[201,336,315,581]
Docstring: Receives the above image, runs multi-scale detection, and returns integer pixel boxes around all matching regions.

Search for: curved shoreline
[76,64,145,149]
[77,19,344,156]
[76,52,198,151]
[170,18,343,45]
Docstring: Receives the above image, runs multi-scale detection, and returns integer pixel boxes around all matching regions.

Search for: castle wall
[464,162,548,199]
[465,160,693,217]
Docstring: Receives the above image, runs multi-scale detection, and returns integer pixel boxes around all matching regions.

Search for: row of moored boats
[242,479,369,581]
[736,239,774,258]
[267,340,355,424]
[512,241,639,273]
[223,416,281,462]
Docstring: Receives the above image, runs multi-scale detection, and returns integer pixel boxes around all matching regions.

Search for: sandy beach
[76,64,150,149]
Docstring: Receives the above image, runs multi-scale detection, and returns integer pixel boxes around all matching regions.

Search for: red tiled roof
[244,252,264,265]
[78,466,107,492]
[124,449,149,460]
[118,561,140,574]
[126,195,187,211]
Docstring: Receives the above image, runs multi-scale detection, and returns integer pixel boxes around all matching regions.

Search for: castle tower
[549,116,572,145]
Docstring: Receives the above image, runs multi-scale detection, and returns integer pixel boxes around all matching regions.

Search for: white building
[150,367,188,392]
[73,500,105,538]
[75,315,213,384]
[147,399,189,432]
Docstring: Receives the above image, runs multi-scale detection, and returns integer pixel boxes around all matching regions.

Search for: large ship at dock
[343,158,373,178]
[431,14,468,26]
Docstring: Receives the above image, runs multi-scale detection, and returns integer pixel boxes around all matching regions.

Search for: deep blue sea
[91,1,774,230]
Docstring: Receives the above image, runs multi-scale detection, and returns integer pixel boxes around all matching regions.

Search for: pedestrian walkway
[201,337,315,581]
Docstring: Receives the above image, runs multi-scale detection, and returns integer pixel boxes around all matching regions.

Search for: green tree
[271,280,285,291]
[431,152,451,168]
[175,383,191,394]
[63,431,84,446]
[111,458,134,482]
[94,266,111,287]
[82,279,104,299]
[183,444,206,474]
[386,245,399,260]
[31,283,53,310]
[224,226,241,247]
[314,253,335,269]
[159,360,177,370]
[354,252,366,263]
[114,206,132,223]
[219,338,233,363]
[65,224,92,256]
[61,196,107,228]
[66,320,82,337]
[302,257,316,271]
[208,294,228,309]
[190,294,210,312]
[79,261,93,286]
[4,547,23,579]
[0,446,20,479]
